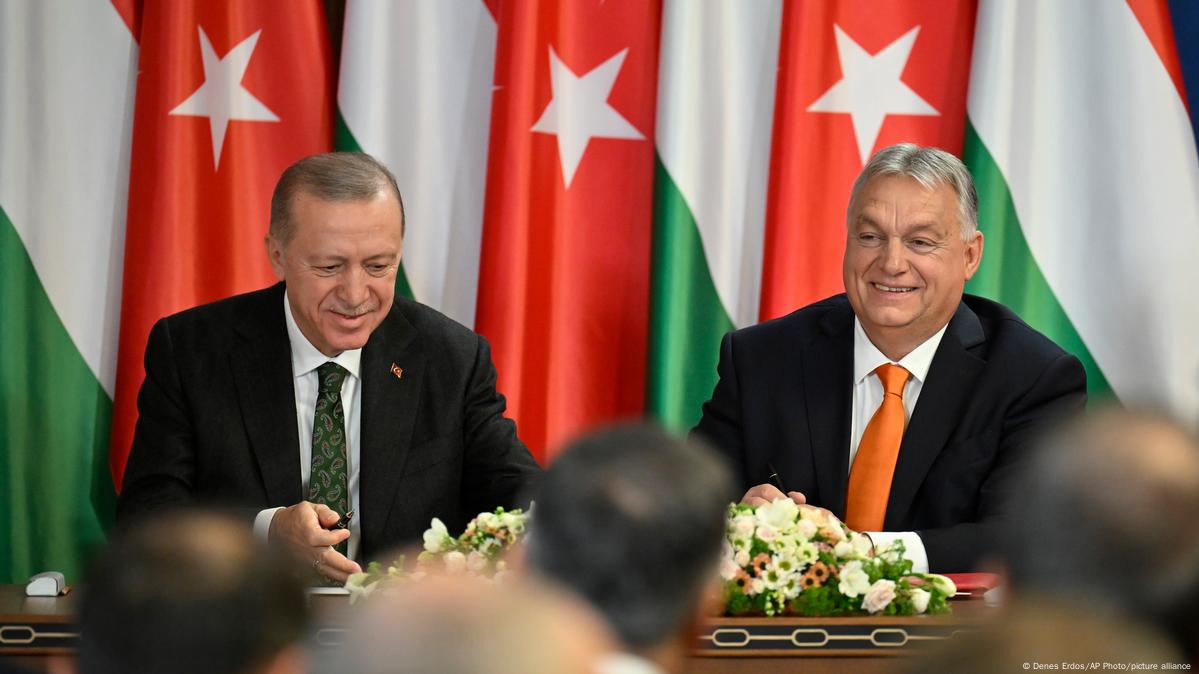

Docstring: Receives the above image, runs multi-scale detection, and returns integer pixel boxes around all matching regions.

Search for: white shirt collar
[283,292,362,380]
[852,318,948,386]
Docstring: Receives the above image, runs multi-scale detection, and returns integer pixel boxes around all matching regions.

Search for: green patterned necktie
[309,361,349,556]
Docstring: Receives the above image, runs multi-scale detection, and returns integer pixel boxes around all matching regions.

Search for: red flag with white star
[759,0,976,320]
[110,0,332,487]
[475,0,661,463]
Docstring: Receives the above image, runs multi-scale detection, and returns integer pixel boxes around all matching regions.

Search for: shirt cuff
[253,507,285,542]
[866,531,928,573]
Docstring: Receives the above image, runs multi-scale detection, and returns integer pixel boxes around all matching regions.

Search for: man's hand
[741,483,807,507]
[269,502,361,583]
[740,484,844,525]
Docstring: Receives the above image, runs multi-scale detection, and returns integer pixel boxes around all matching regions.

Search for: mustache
[326,303,378,317]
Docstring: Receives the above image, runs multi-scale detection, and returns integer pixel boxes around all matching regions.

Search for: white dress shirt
[253,295,364,560]
[849,318,948,574]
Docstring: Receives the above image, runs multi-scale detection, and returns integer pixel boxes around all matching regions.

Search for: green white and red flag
[474,0,662,462]
[110,0,334,487]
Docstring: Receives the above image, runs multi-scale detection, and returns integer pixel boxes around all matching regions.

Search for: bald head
[330,576,614,674]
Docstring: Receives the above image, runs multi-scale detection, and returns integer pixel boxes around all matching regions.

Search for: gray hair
[269,152,405,244]
[848,143,978,239]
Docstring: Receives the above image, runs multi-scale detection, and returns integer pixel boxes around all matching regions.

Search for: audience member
[905,599,1182,674]
[1001,408,1199,661]
[329,576,612,674]
[525,424,734,674]
[76,512,309,674]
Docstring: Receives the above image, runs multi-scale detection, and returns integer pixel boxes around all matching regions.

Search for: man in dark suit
[117,152,540,582]
[694,143,1086,573]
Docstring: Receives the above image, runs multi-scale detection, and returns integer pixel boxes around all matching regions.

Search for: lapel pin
[390,362,404,379]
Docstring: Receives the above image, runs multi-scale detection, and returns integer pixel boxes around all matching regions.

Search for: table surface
[1,584,998,673]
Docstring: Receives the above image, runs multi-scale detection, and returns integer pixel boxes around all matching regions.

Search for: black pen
[333,509,354,530]
[767,462,787,493]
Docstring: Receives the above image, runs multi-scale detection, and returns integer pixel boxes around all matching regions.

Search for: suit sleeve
[917,351,1088,571]
[692,331,752,496]
[116,318,199,524]
[459,334,541,515]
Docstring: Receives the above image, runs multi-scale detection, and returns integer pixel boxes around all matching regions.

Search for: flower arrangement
[720,499,956,616]
[347,500,956,617]
[344,507,528,602]
[418,506,529,578]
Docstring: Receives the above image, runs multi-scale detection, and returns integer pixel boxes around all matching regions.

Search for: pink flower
[862,579,897,614]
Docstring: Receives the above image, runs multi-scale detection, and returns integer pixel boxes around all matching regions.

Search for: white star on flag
[807,25,938,165]
[169,27,279,170]
[531,46,644,188]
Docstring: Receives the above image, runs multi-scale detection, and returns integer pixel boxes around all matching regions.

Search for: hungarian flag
[475,0,662,462]
[648,0,977,429]
[337,0,497,328]
[0,0,137,583]
[964,0,1199,415]
[647,0,783,429]
[110,0,333,488]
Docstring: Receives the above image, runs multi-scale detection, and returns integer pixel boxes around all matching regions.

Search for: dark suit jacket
[117,283,541,562]
[693,294,1086,572]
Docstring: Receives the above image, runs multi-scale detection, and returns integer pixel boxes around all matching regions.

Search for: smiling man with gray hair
[695,143,1087,573]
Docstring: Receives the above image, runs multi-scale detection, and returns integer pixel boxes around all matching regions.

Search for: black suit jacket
[693,294,1086,572]
[116,283,541,562]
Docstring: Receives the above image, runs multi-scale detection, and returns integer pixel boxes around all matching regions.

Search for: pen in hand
[767,462,786,492]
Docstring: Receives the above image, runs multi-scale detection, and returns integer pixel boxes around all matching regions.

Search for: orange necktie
[845,363,911,532]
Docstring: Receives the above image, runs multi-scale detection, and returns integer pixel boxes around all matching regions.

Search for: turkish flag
[475,1,661,463]
[110,1,332,487]
[759,0,976,320]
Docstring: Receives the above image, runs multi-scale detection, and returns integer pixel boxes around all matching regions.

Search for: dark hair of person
[77,511,309,674]
[526,423,734,650]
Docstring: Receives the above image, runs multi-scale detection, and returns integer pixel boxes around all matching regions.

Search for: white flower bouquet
[418,506,528,579]
[344,507,528,602]
[721,499,956,617]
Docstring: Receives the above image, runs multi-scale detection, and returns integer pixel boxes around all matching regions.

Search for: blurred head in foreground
[1001,407,1199,658]
[905,599,1182,674]
[332,575,613,674]
[77,511,309,674]
[526,424,734,673]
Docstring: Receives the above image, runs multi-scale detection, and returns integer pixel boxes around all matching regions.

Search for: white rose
[756,498,800,528]
[466,550,488,573]
[851,533,874,557]
[423,518,450,553]
[861,579,897,614]
[795,518,818,540]
[909,588,931,614]
[837,560,871,598]
[833,540,855,558]
[720,557,740,580]
[734,549,750,567]
[756,524,779,542]
[443,551,467,575]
